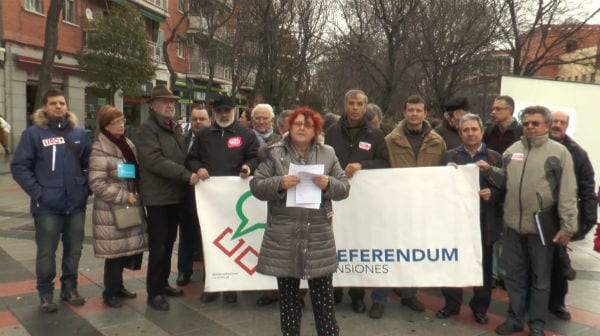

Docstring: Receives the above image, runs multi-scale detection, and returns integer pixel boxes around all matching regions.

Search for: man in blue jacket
[11,88,91,313]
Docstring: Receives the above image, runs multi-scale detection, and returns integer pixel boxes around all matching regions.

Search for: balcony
[188,16,232,44]
[147,41,163,63]
[140,0,167,10]
[189,59,232,83]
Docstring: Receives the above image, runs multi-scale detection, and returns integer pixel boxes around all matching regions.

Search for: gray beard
[215,118,234,128]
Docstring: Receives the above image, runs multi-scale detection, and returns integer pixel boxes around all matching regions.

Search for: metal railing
[147,40,163,63]
[189,59,232,82]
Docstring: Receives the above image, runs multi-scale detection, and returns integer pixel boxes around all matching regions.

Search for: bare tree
[237,0,329,111]
[34,0,64,109]
[331,0,421,115]
[413,0,498,115]
[498,0,600,76]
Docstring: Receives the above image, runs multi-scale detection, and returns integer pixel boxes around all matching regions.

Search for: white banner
[195,165,482,292]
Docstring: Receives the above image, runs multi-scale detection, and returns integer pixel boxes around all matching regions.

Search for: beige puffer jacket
[88,133,148,259]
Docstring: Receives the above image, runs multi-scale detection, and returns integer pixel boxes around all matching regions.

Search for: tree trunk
[34,0,64,110]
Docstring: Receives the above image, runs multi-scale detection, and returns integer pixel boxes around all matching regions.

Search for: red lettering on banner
[213,227,245,257]
[234,245,259,275]
[227,136,243,148]
[512,153,525,161]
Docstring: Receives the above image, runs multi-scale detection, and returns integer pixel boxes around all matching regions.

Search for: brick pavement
[1,155,599,336]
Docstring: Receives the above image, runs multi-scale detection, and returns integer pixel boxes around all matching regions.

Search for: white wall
[501,76,600,189]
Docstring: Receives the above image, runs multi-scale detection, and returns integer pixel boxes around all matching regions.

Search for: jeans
[502,228,555,330]
[33,212,85,298]
[371,287,417,303]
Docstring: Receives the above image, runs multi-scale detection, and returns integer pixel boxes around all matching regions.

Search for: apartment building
[0,0,246,150]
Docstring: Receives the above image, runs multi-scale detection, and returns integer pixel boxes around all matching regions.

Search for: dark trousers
[146,204,181,298]
[277,275,339,336]
[103,257,127,297]
[548,246,569,310]
[441,242,494,314]
[333,287,365,301]
[502,228,554,330]
[177,188,202,276]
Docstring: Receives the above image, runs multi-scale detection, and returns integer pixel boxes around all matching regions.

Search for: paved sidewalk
[0,154,599,336]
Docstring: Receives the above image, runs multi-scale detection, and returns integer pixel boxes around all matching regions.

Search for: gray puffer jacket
[250,135,350,279]
[89,133,148,259]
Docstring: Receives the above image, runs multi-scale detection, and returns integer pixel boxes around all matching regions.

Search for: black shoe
[117,288,137,299]
[401,297,425,312]
[368,302,385,319]
[103,295,122,308]
[199,292,219,303]
[529,329,545,336]
[351,298,366,313]
[435,307,459,319]
[39,296,58,313]
[549,306,571,320]
[164,285,184,297]
[495,322,523,335]
[223,292,238,303]
[176,273,191,286]
[147,295,169,311]
[60,288,85,306]
[473,312,489,324]
[256,293,278,306]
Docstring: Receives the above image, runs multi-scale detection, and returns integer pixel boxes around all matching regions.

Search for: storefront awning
[15,55,82,75]
[110,0,166,23]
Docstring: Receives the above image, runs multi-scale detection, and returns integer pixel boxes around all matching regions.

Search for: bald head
[549,110,569,141]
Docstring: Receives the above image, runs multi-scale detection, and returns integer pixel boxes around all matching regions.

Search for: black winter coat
[187,121,259,176]
[560,135,597,239]
[324,116,389,169]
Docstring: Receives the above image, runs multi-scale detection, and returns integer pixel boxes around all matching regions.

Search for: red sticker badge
[227,136,243,149]
[511,153,525,161]
[358,142,372,151]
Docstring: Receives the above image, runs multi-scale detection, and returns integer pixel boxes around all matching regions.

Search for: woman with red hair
[250,107,349,335]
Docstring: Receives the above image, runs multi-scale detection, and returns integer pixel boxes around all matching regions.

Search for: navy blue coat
[11,110,91,214]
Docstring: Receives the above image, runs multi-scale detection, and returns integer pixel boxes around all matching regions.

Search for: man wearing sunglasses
[479,106,577,336]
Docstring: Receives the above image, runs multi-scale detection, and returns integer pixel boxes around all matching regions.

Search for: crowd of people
[9,86,600,336]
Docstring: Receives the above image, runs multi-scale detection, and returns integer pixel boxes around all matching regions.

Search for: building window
[63,0,76,24]
[566,39,577,52]
[24,0,43,13]
[177,41,184,58]
[178,0,185,12]
[582,74,587,82]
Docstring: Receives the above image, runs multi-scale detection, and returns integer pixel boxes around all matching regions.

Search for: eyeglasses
[492,107,508,112]
[522,121,541,127]
[110,118,126,125]
[253,116,271,121]
[292,121,314,129]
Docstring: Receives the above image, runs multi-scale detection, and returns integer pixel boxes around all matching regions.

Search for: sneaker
[39,296,58,313]
[495,321,524,335]
[369,302,385,319]
[60,289,85,306]
[401,297,425,312]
